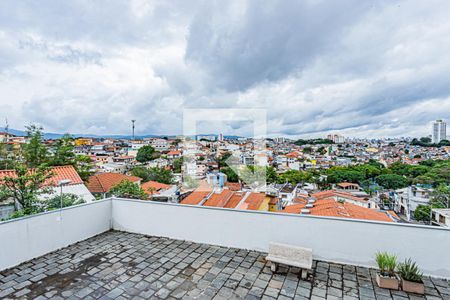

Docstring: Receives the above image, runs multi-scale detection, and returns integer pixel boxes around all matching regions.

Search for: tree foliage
[1,163,53,214]
[131,167,174,184]
[22,125,48,167]
[46,193,85,210]
[375,174,410,190]
[411,137,450,147]
[294,139,333,146]
[50,134,75,166]
[48,134,93,181]
[414,205,431,222]
[136,145,157,163]
[110,180,147,199]
[172,157,183,173]
[221,167,239,182]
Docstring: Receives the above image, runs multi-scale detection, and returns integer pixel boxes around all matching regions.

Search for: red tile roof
[180,191,210,205]
[241,193,266,211]
[282,199,394,222]
[141,181,171,195]
[337,182,359,188]
[0,165,83,187]
[167,150,181,156]
[225,182,241,191]
[286,152,299,158]
[203,189,233,207]
[224,192,245,209]
[86,173,141,193]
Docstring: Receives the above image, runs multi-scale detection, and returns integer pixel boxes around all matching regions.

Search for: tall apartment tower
[432,119,446,143]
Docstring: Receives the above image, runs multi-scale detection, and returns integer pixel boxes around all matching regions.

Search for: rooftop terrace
[0,198,449,299]
[1,230,449,300]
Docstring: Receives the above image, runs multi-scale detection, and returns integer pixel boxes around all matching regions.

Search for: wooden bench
[266,242,313,279]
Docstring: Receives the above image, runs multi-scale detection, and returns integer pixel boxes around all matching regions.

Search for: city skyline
[1,118,448,140]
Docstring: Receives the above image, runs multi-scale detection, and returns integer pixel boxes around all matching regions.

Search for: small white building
[431,208,450,227]
[394,186,432,221]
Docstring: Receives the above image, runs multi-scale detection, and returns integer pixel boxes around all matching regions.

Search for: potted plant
[397,259,424,294]
[375,252,399,289]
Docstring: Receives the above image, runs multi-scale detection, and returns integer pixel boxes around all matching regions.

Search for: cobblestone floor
[0,231,449,300]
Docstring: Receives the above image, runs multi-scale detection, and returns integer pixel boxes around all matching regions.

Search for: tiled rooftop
[0,231,449,300]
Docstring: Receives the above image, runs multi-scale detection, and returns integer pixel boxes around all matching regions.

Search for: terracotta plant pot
[401,279,424,294]
[376,273,399,290]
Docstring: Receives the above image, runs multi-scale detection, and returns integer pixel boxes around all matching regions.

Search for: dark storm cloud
[185,0,375,92]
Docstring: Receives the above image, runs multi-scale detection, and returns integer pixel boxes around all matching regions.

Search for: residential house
[86,173,141,198]
[431,208,450,227]
[141,181,179,203]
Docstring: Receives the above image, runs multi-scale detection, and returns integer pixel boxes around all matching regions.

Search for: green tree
[439,139,450,146]
[22,125,49,167]
[74,155,94,181]
[50,134,75,166]
[0,142,15,169]
[1,163,53,214]
[375,174,410,190]
[265,166,278,184]
[136,145,156,163]
[278,170,311,185]
[414,205,431,222]
[110,180,147,199]
[326,169,365,184]
[303,147,312,154]
[217,152,232,170]
[131,167,174,184]
[420,137,432,144]
[131,166,151,182]
[430,184,450,208]
[221,167,239,182]
[172,157,183,173]
[46,193,85,210]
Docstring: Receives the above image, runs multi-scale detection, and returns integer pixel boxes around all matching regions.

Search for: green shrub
[397,258,422,282]
[375,252,397,277]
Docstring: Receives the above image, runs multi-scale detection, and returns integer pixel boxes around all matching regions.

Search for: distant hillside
[3,128,162,140]
[3,128,241,140]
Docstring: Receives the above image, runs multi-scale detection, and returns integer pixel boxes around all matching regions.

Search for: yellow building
[75,138,93,146]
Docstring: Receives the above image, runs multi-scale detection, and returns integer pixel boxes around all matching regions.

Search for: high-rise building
[432,119,447,143]
[327,134,345,144]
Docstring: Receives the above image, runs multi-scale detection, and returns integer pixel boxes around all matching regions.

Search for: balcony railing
[0,198,449,278]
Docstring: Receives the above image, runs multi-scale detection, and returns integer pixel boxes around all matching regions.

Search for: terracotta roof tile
[141,181,171,195]
[224,192,245,208]
[86,173,141,193]
[225,182,241,191]
[0,165,83,187]
[240,193,266,211]
[180,191,210,205]
[203,189,233,207]
[282,199,394,222]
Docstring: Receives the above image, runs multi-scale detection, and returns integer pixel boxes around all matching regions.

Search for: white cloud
[0,0,449,138]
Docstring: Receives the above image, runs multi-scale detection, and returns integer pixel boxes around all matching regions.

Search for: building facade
[432,119,447,143]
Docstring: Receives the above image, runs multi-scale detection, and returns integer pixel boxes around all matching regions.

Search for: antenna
[131,120,136,140]
[4,117,8,134]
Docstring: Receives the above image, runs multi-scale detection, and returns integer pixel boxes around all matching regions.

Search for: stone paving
[0,231,449,300]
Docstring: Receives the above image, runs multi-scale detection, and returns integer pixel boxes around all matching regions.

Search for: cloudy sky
[0,0,449,138]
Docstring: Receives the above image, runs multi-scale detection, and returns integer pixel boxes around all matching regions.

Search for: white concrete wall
[112,198,450,278]
[0,199,111,271]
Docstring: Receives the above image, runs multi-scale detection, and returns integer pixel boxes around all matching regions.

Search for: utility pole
[4,117,8,135]
[131,120,136,140]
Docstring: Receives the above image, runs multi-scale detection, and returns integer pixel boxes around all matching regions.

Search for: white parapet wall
[112,198,450,278]
[0,199,111,271]
[1,197,449,278]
